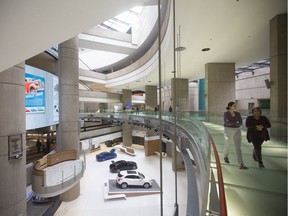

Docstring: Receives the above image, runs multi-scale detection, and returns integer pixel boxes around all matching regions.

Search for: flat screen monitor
[25,65,59,130]
[125,103,132,109]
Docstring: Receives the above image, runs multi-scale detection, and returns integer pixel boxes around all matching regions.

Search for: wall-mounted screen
[125,103,132,109]
[25,73,45,113]
[25,65,59,130]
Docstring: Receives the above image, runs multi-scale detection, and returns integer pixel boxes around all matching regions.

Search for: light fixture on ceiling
[175,46,186,51]
[201,48,210,52]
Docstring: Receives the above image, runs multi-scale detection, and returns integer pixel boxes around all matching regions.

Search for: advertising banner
[25,73,45,113]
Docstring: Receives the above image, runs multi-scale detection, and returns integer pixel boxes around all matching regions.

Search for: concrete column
[145,85,157,110]
[269,13,287,141]
[205,63,235,114]
[0,63,26,216]
[122,122,132,147]
[57,37,80,201]
[171,140,185,171]
[171,78,189,112]
[79,101,84,113]
[121,89,132,109]
[270,14,287,120]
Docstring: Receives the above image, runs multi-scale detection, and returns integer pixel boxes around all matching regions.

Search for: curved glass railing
[32,150,85,198]
[44,160,83,186]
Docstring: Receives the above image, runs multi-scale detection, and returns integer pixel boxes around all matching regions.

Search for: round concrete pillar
[0,63,26,216]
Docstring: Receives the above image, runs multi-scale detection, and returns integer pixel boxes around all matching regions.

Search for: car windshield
[138,172,145,178]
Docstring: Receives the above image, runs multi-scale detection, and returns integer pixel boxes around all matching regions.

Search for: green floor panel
[205,122,287,216]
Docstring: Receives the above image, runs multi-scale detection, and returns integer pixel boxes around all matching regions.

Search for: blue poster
[25,73,45,113]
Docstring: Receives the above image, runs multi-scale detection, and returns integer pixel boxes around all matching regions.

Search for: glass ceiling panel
[236,59,270,75]
[79,49,128,70]
[98,6,143,33]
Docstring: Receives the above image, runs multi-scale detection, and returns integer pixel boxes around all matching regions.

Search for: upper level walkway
[205,122,287,216]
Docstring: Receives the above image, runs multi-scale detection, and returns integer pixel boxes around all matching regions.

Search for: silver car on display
[116,170,153,189]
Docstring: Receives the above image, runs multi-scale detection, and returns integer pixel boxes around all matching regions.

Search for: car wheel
[132,166,137,169]
[121,183,128,189]
[143,182,150,189]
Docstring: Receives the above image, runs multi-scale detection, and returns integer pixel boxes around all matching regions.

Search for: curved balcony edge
[32,162,84,198]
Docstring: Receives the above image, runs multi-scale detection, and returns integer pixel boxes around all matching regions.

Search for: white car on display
[116,170,153,189]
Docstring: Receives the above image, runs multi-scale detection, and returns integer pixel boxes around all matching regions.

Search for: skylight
[235,59,270,74]
[98,6,143,33]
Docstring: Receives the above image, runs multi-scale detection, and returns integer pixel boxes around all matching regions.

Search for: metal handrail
[209,133,227,216]
[43,160,83,186]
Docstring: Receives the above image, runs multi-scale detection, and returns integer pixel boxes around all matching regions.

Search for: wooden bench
[119,146,135,156]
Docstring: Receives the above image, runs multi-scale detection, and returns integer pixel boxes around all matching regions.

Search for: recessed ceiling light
[202,48,210,52]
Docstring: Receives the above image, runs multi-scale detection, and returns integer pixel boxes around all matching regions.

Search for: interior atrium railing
[32,150,85,198]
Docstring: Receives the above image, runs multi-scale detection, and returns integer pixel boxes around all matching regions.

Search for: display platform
[104,179,160,199]
[103,182,126,200]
